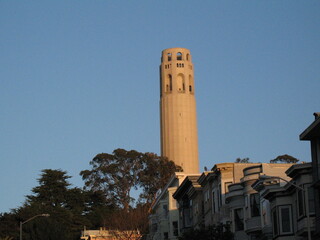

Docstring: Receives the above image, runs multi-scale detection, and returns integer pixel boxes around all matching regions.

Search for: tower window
[177,52,182,60]
[167,53,172,61]
[186,53,189,61]
[189,75,193,93]
[177,74,185,93]
[169,74,172,91]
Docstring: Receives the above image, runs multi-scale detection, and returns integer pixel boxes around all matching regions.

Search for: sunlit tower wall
[160,48,200,174]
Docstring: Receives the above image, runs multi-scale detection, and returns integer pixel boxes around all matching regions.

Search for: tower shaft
[160,48,199,174]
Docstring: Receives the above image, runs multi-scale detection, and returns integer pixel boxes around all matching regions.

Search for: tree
[107,204,149,240]
[235,157,251,163]
[26,169,71,207]
[0,212,19,239]
[138,152,182,204]
[80,149,181,211]
[21,169,100,240]
[270,154,299,164]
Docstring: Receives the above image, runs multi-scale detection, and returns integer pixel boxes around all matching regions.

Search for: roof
[300,113,320,140]
[286,162,312,178]
[172,174,201,200]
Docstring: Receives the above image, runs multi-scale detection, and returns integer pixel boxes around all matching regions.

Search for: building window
[177,52,182,60]
[261,199,270,226]
[306,184,315,214]
[204,190,209,202]
[163,204,168,218]
[212,191,216,213]
[169,75,172,91]
[177,74,185,92]
[272,205,293,237]
[218,184,222,208]
[172,221,178,236]
[297,188,304,217]
[167,53,172,61]
[272,209,278,236]
[164,232,168,239]
[250,193,260,217]
[234,208,244,231]
[279,205,293,235]
[189,75,193,93]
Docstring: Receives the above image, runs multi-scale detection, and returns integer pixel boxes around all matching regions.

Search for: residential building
[80,228,141,240]
[198,163,262,229]
[226,163,294,240]
[172,174,202,233]
[148,173,187,240]
[300,112,320,238]
[252,163,314,240]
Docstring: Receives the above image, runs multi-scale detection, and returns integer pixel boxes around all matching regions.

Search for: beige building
[172,174,202,233]
[148,173,187,240]
[81,229,141,240]
[225,163,294,240]
[160,48,199,174]
[199,163,262,228]
[252,163,314,240]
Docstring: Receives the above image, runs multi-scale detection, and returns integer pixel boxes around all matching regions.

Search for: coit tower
[160,48,199,174]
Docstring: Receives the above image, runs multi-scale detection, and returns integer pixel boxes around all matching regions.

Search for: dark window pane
[298,189,304,216]
[272,210,278,236]
[234,208,244,231]
[250,194,260,217]
[281,207,291,233]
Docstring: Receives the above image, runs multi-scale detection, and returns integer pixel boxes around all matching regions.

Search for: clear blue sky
[1,1,319,213]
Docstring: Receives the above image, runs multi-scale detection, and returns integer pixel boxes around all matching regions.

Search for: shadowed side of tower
[160,48,200,174]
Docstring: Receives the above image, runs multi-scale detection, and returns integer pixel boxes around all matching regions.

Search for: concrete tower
[160,47,199,174]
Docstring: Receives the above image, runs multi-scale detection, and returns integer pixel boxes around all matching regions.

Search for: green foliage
[235,157,251,163]
[0,169,113,240]
[178,224,233,240]
[80,148,181,210]
[0,149,180,239]
[270,154,299,164]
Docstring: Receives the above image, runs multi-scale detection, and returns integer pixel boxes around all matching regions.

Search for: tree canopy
[80,148,181,211]
[0,149,181,239]
[235,157,251,163]
[270,154,299,164]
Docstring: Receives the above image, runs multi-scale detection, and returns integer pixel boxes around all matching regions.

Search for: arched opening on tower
[186,53,190,61]
[167,53,172,61]
[177,52,182,60]
[177,74,185,92]
[166,74,173,92]
[189,75,194,93]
